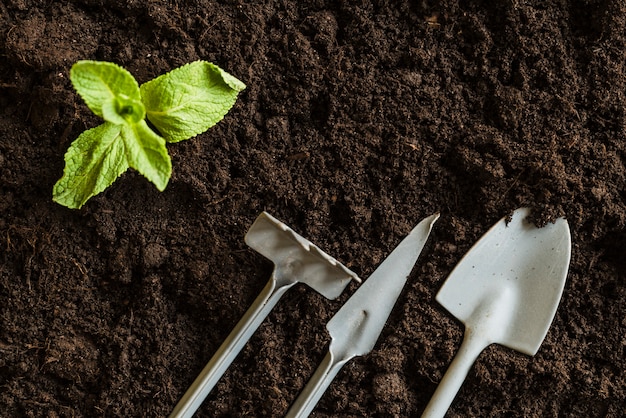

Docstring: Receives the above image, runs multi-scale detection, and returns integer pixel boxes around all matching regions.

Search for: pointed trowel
[285,213,440,418]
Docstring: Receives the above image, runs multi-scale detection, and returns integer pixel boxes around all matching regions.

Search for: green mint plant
[53,60,245,209]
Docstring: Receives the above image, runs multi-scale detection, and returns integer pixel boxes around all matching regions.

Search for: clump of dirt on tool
[1,1,624,417]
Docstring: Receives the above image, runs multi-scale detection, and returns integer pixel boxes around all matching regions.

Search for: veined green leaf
[122,121,172,191]
[55,59,245,209]
[140,60,246,142]
[53,121,172,209]
[70,61,141,121]
[53,123,130,209]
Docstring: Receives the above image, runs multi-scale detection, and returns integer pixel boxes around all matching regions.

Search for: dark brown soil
[1,1,625,417]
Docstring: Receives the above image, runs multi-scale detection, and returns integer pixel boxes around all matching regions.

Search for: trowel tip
[409,213,440,235]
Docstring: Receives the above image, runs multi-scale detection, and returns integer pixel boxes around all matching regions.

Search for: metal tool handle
[421,330,487,418]
[285,351,349,418]
[170,275,294,418]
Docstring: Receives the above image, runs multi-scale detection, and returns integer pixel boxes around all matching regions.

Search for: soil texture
[1,1,625,417]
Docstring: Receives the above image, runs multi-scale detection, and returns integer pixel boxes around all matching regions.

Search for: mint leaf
[55,59,244,209]
[140,61,246,142]
[52,121,171,209]
[70,61,141,122]
[123,121,172,191]
[53,123,130,209]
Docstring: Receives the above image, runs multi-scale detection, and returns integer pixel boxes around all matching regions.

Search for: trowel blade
[285,213,439,418]
[436,207,571,355]
[326,213,439,358]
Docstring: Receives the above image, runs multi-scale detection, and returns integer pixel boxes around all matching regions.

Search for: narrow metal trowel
[170,212,360,418]
[286,213,440,418]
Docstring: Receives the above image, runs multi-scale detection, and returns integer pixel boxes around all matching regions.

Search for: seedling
[53,60,245,209]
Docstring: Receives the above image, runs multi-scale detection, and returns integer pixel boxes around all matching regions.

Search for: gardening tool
[170,212,360,418]
[286,213,440,418]
[421,207,571,418]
